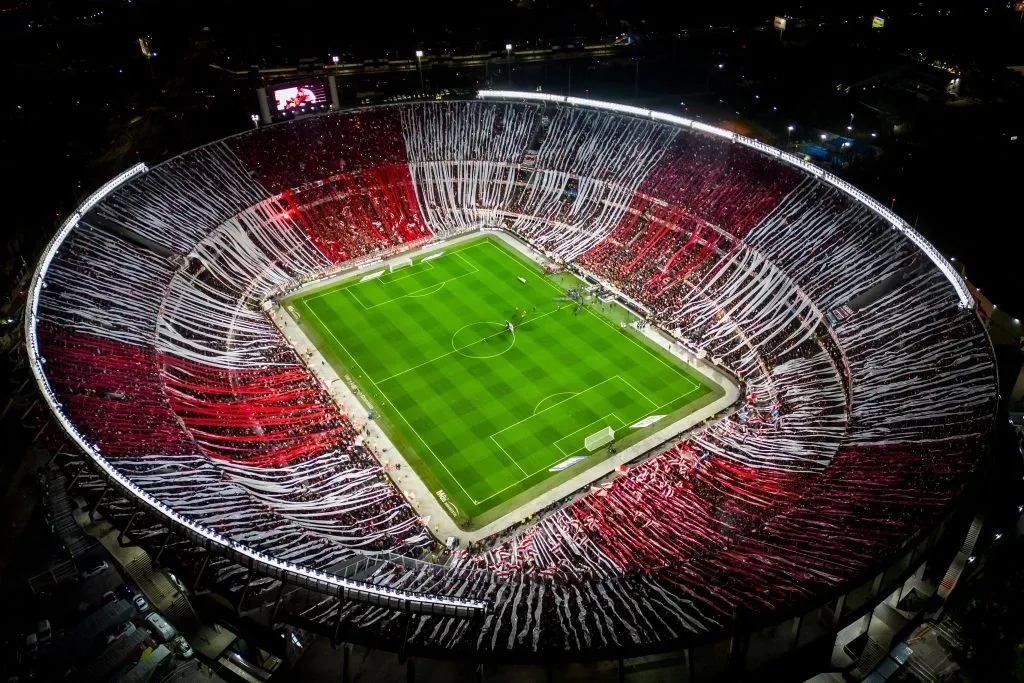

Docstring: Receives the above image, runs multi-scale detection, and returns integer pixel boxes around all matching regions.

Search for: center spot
[451,322,514,359]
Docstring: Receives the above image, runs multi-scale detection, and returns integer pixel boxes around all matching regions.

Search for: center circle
[451,321,515,359]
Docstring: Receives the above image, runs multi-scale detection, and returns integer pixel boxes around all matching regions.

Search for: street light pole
[505,43,512,87]
[415,50,424,93]
[787,124,794,145]
[633,56,639,99]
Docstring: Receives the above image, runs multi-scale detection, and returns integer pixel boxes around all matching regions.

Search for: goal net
[389,257,413,273]
[584,426,615,452]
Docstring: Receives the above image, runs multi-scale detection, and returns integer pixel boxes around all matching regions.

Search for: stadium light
[332,55,340,64]
[414,51,424,92]
[505,44,512,87]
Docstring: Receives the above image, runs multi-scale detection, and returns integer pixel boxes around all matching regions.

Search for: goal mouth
[389,256,413,272]
[584,426,616,452]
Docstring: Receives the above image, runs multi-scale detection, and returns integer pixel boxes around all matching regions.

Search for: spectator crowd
[32,99,997,657]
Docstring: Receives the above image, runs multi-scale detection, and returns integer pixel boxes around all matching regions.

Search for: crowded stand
[228,108,408,194]
[744,179,918,312]
[636,130,801,240]
[402,101,540,232]
[281,165,428,263]
[91,141,268,254]
[508,106,678,259]
[575,131,802,297]
[38,326,193,457]
[28,97,997,658]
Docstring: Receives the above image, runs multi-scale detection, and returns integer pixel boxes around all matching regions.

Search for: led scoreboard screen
[273,82,328,112]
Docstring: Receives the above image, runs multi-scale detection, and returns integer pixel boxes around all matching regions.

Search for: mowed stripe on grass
[293,237,713,519]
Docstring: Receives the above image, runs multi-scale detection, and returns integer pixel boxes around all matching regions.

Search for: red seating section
[38,326,194,457]
[282,165,429,263]
[229,108,408,194]
[160,354,353,467]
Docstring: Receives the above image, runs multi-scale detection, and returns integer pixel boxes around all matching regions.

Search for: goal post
[389,257,413,272]
[584,426,615,452]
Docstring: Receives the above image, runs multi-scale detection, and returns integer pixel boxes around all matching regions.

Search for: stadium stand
[28,96,997,660]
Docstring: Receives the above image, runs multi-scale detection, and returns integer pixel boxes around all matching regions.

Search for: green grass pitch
[287,236,721,528]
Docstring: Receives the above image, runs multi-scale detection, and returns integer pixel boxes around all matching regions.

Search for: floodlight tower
[415,50,424,93]
[505,43,512,86]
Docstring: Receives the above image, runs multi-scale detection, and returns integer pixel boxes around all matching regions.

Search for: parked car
[100,591,117,606]
[172,634,194,659]
[79,561,109,579]
[145,612,177,643]
[114,583,135,601]
[133,594,150,613]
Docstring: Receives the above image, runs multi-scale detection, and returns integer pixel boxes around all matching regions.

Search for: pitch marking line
[345,288,374,310]
[532,391,577,415]
[450,322,516,360]
[472,381,703,506]
[375,307,560,384]
[378,260,434,284]
[490,436,529,476]
[629,383,704,426]
[489,376,622,439]
[346,269,475,310]
[615,374,660,410]
[454,251,480,273]
[483,237,702,394]
[406,282,446,298]
[303,261,436,303]
[299,237,711,511]
[300,299,483,506]
[584,307,701,393]
[305,239,486,307]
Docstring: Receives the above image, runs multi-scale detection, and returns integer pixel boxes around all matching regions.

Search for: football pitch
[287,235,721,528]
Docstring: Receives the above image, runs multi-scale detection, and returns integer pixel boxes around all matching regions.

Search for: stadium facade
[26,91,998,678]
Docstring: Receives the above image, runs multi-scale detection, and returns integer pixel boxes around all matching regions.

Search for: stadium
[25,91,998,677]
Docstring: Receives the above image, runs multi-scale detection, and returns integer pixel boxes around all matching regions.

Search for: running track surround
[25,94,997,659]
